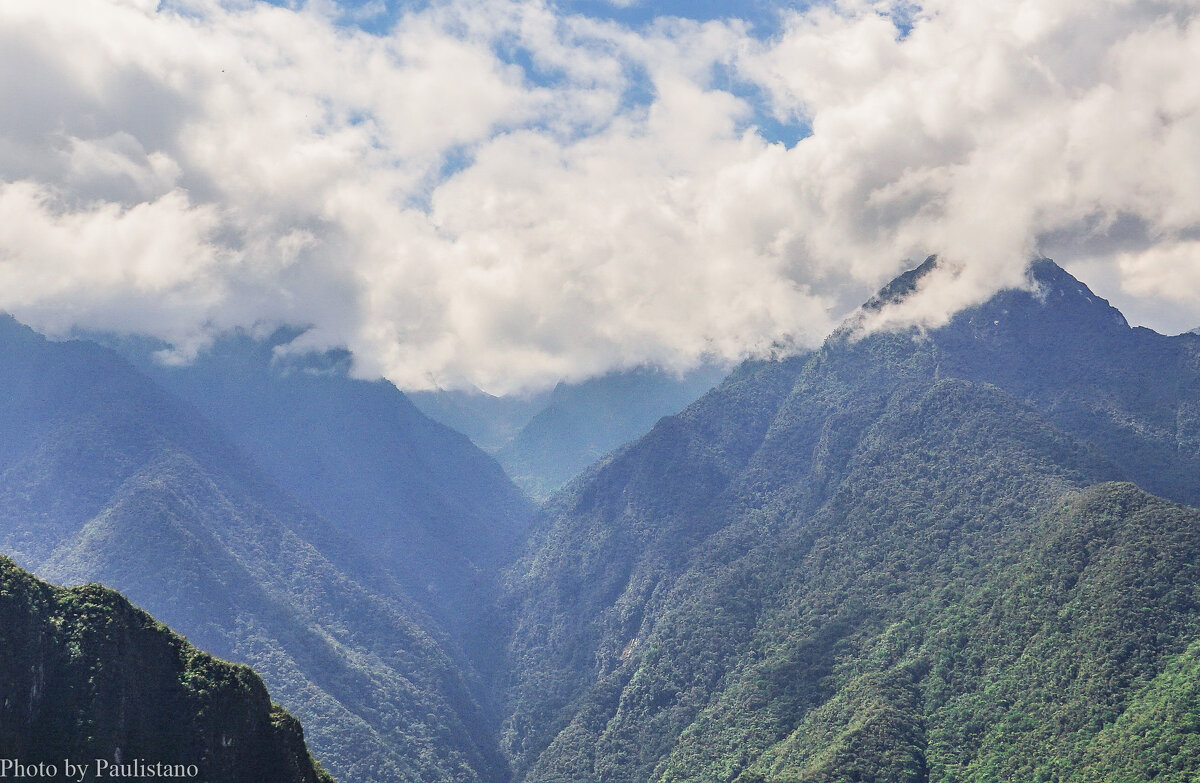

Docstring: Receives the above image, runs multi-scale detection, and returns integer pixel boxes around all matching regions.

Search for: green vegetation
[1071,638,1200,781]
[0,556,333,782]
[499,261,1200,782]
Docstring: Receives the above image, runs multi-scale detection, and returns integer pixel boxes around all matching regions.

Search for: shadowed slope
[0,317,508,783]
[114,332,533,642]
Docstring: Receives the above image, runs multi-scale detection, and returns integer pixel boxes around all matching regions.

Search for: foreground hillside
[500,260,1200,782]
[0,556,332,783]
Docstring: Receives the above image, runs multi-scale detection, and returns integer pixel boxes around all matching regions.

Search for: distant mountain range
[3,258,1200,782]
[411,365,727,500]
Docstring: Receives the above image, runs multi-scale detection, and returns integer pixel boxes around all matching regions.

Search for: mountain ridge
[0,317,512,783]
[498,257,1200,783]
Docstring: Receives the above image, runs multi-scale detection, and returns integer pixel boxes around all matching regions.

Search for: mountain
[7,257,1199,782]
[0,555,332,783]
[499,259,1200,782]
[495,365,729,501]
[108,331,532,640]
[0,317,509,783]
[409,387,552,455]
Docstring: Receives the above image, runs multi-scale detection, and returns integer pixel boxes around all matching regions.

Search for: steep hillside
[0,317,508,783]
[500,259,1200,782]
[112,332,532,640]
[0,556,332,783]
[927,259,1200,508]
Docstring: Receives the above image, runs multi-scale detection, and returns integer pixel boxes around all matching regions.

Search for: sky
[0,0,1198,393]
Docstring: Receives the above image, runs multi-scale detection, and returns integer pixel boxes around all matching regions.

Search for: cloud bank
[0,0,1198,392]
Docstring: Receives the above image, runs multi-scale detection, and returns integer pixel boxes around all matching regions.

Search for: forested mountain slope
[0,556,333,783]
[5,258,1198,783]
[500,259,1200,783]
[114,332,532,641]
[0,317,510,783]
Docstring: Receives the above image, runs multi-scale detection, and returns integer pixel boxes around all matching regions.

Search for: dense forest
[498,259,1200,782]
[0,556,332,782]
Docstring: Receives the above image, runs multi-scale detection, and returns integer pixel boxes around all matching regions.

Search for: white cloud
[1117,240,1200,304]
[738,0,1200,333]
[0,0,1197,392]
[0,181,226,339]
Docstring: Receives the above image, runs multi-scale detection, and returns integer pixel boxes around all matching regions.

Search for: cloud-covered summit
[1,0,1197,392]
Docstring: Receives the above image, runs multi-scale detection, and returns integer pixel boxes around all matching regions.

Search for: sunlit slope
[502,260,1200,782]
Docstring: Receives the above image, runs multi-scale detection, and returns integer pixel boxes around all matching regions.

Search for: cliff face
[0,556,333,783]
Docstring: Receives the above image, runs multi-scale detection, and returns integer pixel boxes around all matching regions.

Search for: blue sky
[283,0,809,35]
[265,0,817,145]
[553,0,802,32]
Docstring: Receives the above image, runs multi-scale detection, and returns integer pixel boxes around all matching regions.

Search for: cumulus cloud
[740,0,1200,334]
[0,0,1197,392]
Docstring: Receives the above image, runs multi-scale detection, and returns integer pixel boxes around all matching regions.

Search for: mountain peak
[859,256,1130,337]
[1013,257,1130,331]
[1026,256,1070,281]
[863,255,940,311]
